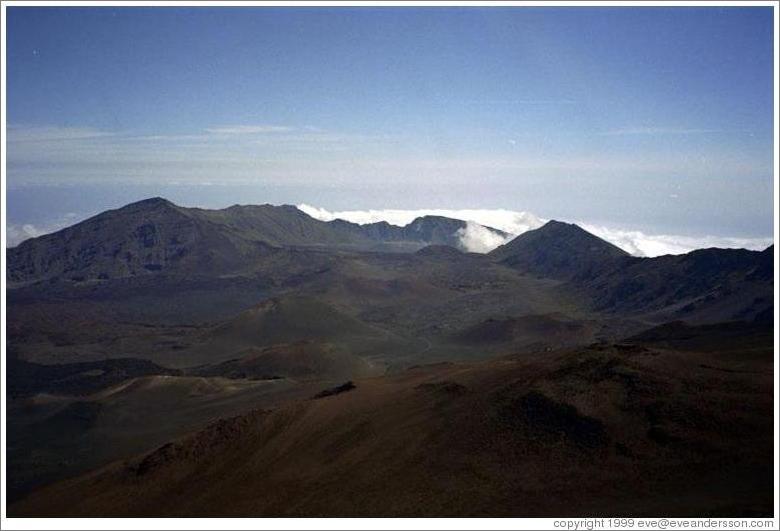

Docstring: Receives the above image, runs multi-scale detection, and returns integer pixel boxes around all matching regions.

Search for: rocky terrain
[12,339,773,517]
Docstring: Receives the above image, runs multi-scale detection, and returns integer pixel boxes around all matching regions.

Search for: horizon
[5,194,774,257]
[4,6,776,253]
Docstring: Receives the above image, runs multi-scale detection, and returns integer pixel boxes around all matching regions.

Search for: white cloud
[298,204,773,257]
[457,99,576,105]
[204,125,294,135]
[6,213,81,248]
[6,224,48,247]
[8,125,114,142]
[580,224,773,257]
[7,123,770,192]
[456,221,514,253]
[599,126,723,136]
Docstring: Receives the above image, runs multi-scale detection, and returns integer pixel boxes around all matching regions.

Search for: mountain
[489,221,772,323]
[580,246,773,322]
[7,198,275,285]
[625,319,773,353]
[196,205,492,249]
[326,216,479,248]
[373,215,485,246]
[192,203,364,247]
[489,220,630,280]
[8,198,508,284]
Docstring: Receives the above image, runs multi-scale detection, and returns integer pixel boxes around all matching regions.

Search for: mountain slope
[329,215,509,250]
[7,198,509,284]
[202,296,382,351]
[581,246,773,322]
[189,204,509,250]
[11,341,773,516]
[489,220,630,280]
[189,340,379,381]
[7,198,275,284]
[192,204,365,247]
[489,221,772,323]
[451,313,598,349]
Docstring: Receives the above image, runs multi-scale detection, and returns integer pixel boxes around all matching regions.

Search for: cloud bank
[298,205,773,257]
[580,224,773,258]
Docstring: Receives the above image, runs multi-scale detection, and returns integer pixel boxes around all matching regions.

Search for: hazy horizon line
[5,198,774,258]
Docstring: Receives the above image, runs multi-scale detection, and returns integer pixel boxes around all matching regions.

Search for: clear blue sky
[5,6,776,238]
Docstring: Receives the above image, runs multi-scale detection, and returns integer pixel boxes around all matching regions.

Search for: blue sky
[5,6,776,247]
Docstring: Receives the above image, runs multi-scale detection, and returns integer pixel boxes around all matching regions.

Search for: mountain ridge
[489,219,631,280]
[7,198,508,284]
[6,198,773,324]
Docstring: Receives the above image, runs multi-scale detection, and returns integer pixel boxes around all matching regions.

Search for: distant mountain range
[7,197,508,284]
[489,217,772,323]
[7,197,773,325]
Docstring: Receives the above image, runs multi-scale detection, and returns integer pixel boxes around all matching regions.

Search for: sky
[4,6,776,254]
